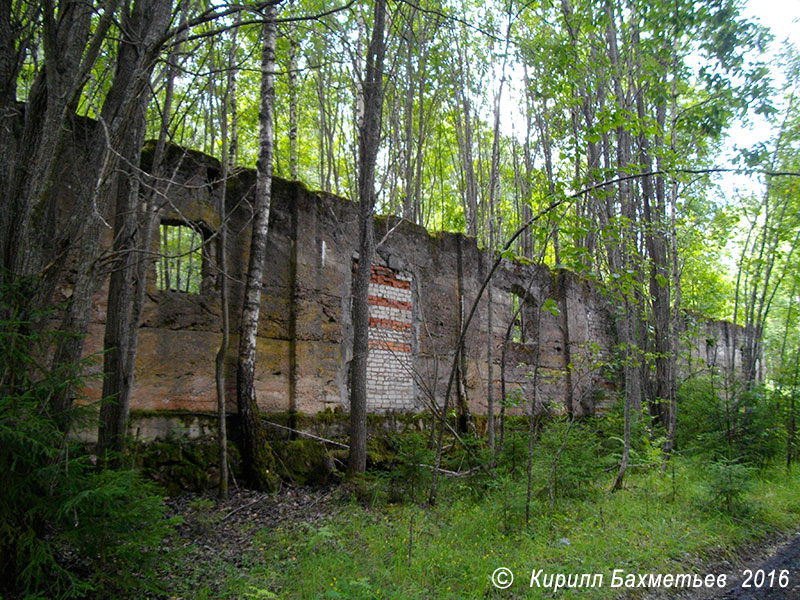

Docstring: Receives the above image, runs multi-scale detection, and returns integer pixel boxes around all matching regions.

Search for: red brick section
[369,316,412,331]
[368,295,412,311]
[368,339,412,353]
[370,265,411,289]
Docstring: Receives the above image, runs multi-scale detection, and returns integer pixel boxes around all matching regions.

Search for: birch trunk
[236,5,278,490]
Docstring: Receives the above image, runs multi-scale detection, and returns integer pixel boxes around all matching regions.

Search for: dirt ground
[157,484,341,598]
[635,529,800,600]
[160,486,800,599]
[701,534,800,599]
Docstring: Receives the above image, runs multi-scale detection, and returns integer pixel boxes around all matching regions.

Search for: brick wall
[366,265,416,411]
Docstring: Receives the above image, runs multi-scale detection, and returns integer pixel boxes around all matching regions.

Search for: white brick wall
[366,266,416,411]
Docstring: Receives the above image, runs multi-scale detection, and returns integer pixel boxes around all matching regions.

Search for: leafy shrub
[387,431,433,503]
[595,396,658,468]
[0,287,175,599]
[535,418,602,499]
[678,378,782,467]
[702,457,754,515]
[496,429,530,477]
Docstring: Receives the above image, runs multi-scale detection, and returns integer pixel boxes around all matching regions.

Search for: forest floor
[155,478,800,600]
[157,485,342,599]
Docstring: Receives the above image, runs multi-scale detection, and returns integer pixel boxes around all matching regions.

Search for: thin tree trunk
[605,0,639,490]
[288,19,299,180]
[402,7,416,222]
[525,295,544,524]
[485,10,513,449]
[662,43,681,468]
[214,16,239,500]
[348,0,387,476]
[789,347,799,470]
[455,235,471,433]
[236,5,278,491]
[455,37,478,238]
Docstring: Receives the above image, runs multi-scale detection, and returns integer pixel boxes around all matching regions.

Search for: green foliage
[677,378,782,467]
[596,396,665,469]
[702,457,755,515]
[386,431,433,504]
[0,288,176,599]
[534,419,602,499]
[496,429,529,476]
[236,460,800,600]
[346,431,435,507]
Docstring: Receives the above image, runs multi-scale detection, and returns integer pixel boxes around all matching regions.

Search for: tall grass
[231,459,800,599]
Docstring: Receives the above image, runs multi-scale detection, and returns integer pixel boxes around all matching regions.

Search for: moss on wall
[126,409,435,493]
[132,440,242,496]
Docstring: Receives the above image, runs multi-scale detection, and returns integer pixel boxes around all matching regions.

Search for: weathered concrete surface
[67,142,744,438]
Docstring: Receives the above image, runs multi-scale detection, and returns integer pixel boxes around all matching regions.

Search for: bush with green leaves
[387,431,433,504]
[677,377,782,467]
[702,457,755,515]
[594,395,663,469]
[496,429,530,477]
[534,418,602,499]
[0,284,176,599]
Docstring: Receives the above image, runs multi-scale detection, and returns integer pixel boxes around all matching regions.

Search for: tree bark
[236,4,279,491]
[97,0,172,461]
[215,15,239,500]
[348,0,387,476]
[288,3,299,181]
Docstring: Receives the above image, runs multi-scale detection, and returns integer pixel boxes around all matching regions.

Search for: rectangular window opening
[156,222,205,293]
[511,292,526,344]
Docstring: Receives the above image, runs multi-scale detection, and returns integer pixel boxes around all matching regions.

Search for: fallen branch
[263,421,349,449]
[222,495,266,521]
[418,463,485,478]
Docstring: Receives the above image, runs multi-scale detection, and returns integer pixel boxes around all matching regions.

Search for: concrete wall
[70,143,742,430]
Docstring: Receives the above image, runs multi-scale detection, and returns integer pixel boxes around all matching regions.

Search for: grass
[200,459,800,599]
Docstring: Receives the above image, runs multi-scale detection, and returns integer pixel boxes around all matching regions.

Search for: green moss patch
[133,440,241,495]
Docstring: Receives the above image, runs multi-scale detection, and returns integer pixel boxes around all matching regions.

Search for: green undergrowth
[197,458,800,599]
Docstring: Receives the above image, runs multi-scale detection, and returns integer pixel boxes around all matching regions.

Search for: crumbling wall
[680,314,744,377]
[72,143,743,429]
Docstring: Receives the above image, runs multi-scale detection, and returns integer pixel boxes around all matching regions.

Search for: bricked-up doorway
[366,265,415,410]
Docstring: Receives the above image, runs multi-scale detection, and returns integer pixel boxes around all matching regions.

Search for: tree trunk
[348,0,387,476]
[236,5,279,491]
[288,8,299,181]
[402,7,416,222]
[214,16,239,500]
[454,38,478,238]
[97,0,172,462]
[97,112,146,461]
[604,0,640,490]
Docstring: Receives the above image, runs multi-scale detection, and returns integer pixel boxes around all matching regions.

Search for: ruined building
[71,143,742,440]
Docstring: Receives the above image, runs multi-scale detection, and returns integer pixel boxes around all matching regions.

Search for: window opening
[156,222,204,293]
[511,292,526,343]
